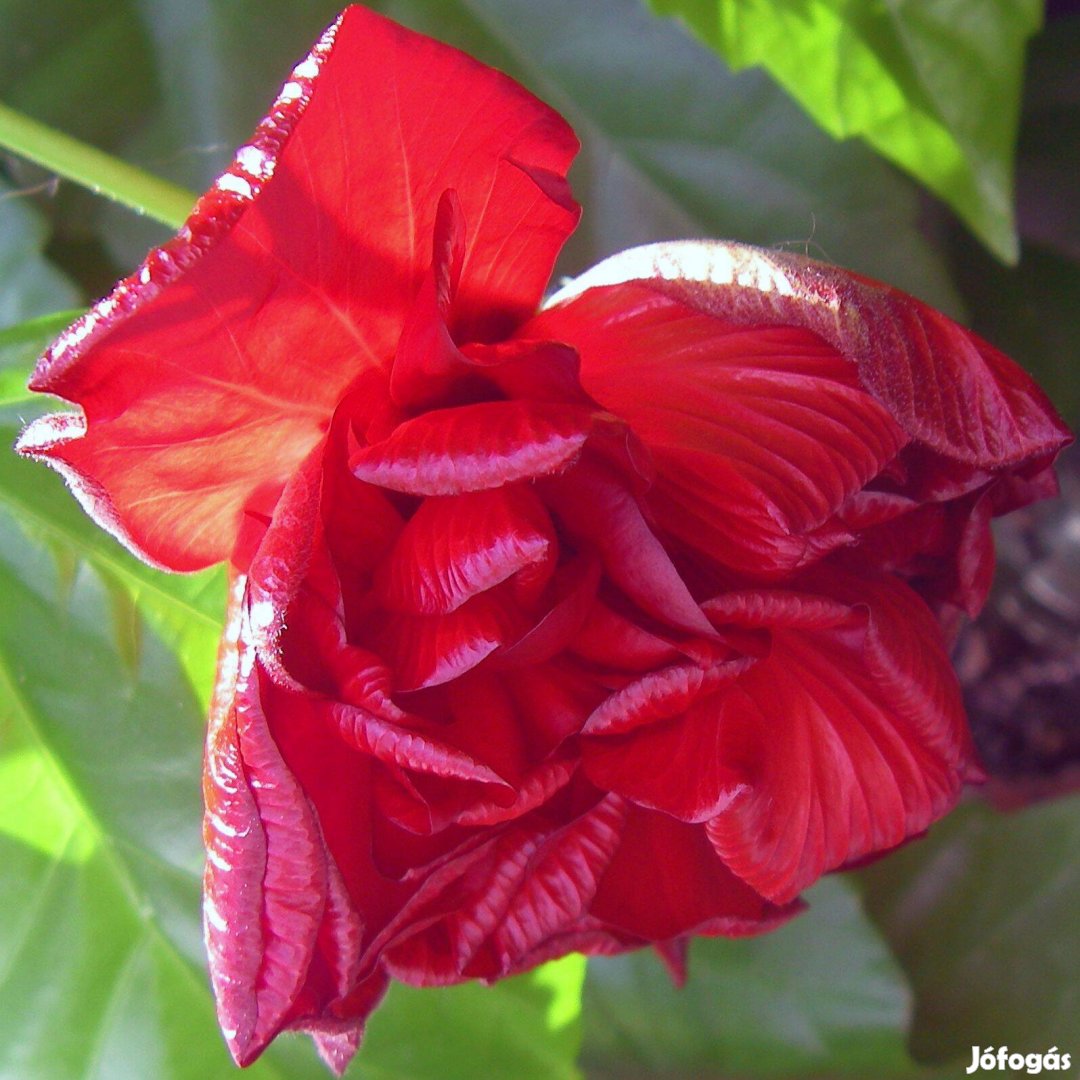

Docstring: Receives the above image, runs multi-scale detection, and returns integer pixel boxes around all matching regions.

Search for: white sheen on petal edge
[545,240,834,311]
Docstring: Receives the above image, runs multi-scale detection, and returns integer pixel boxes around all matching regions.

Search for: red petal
[701,574,974,903]
[590,804,794,941]
[528,283,908,576]
[582,658,753,738]
[461,338,592,406]
[203,586,328,1067]
[276,575,512,788]
[377,590,520,691]
[244,443,326,655]
[19,7,578,571]
[328,699,507,787]
[570,599,686,673]
[542,457,716,636]
[542,241,1070,469]
[351,400,593,495]
[380,796,627,982]
[584,697,748,822]
[492,554,602,667]
[389,190,469,408]
[375,486,555,615]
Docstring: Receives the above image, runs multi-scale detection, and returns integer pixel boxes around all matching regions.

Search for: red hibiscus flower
[16,5,1071,1073]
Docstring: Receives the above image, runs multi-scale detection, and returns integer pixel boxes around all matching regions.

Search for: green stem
[0,101,196,229]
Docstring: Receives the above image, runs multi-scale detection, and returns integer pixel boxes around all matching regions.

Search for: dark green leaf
[947,235,1080,425]
[581,877,916,1078]
[860,797,1080,1065]
[646,0,1041,264]
[0,0,157,150]
[1016,14,1080,264]
[447,0,963,310]
[0,177,79,325]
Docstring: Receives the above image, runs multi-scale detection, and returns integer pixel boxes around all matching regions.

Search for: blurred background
[0,2,1076,1077]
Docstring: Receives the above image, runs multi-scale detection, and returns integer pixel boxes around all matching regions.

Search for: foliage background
[0,2,1076,1078]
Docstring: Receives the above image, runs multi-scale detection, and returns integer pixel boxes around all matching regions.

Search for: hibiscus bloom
[17,5,1070,1073]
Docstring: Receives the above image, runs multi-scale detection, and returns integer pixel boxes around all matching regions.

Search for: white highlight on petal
[248,597,277,636]
[205,895,230,933]
[292,56,319,80]
[236,144,272,180]
[279,81,303,102]
[217,173,253,200]
[545,240,814,310]
[208,811,241,838]
[207,847,234,873]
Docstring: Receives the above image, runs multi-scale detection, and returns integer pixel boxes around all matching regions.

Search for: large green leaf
[860,797,1080,1066]
[0,435,225,707]
[1016,13,1080,265]
[362,955,586,1080]
[646,0,1041,265]
[581,877,917,1078]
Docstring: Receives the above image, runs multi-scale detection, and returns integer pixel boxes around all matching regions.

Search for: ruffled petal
[589,804,796,941]
[378,796,627,983]
[542,241,1070,469]
[375,486,555,615]
[701,574,974,903]
[528,281,908,577]
[377,590,521,691]
[351,400,593,495]
[203,583,331,1066]
[542,457,716,636]
[18,6,579,571]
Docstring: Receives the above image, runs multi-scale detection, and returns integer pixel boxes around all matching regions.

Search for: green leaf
[0,309,84,407]
[0,176,80,324]
[860,796,1080,1066]
[1016,13,1080,265]
[0,429,225,708]
[646,0,1042,264]
[0,101,195,228]
[361,955,586,1080]
[947,234,1080,425]
[0,462,245,1078]
[581,877,917,1078]
[441,0,965,312]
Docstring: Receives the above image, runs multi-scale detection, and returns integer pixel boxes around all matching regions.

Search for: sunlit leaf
[0,309,84,407]
[647,0,1041,264]
[362,955,586,1080]
[0,102,194,228]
